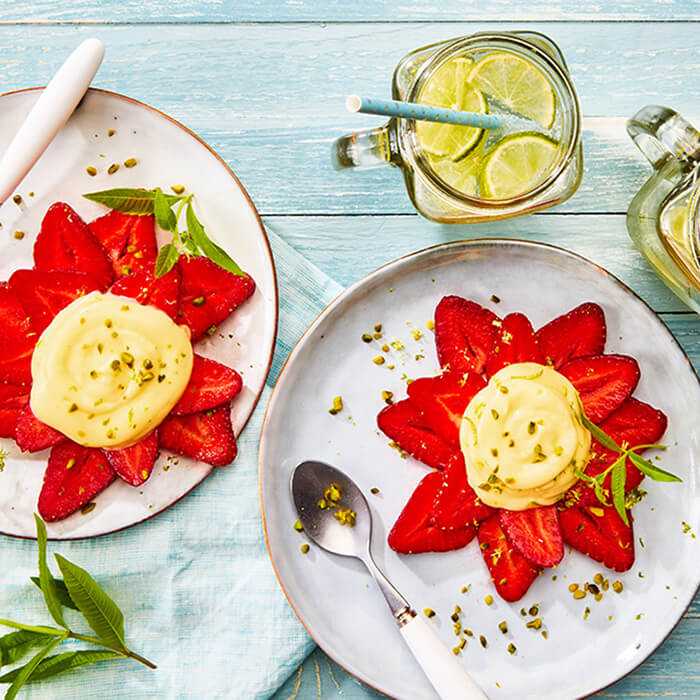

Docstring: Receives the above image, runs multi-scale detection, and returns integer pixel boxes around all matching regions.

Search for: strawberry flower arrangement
[0,188,255,522]
[377,296,680,602]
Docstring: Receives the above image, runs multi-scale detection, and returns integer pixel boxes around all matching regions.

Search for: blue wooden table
[2,2,700,698]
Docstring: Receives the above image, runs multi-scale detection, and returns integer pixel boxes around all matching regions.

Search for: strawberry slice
[560,354,640,423]
[599,397,668,449]
[0,383,30,438]
[172,354,243,416]
[15,407,66,453]
[388,471,476,554]
[158,404,237,466]
[559,504,635,571]
[536,303,606,368]
[38,441,116,521]
[110,262,181,320]
[104,431,159,487]
[485,312,543,377]
[33,202,113,289]
[9,269,102,334]
[434,296,500,375]
[477,515,541,602]
[0,283,38,385]
[430,453,495,530]
[89,211,157,279]
[377,399,457,470]
[407,372,485,447]
[178,256,256,342]
[498,506,564,567]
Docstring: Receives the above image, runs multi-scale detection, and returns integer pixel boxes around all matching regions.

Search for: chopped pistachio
[13,230,24,240]
[333,508,355,527]
[490,294,501,303]
[612,580,624,594]
[12,194,21,205]
[465,629,473,637]
[68,403,78,413]
[568,583,579,592]
[479,635,487,648]
[589,506,604,517]
[526,618,542,630]
[110,359,121,371]
[372,332,382,340]
[452,646,460,656]
[328,396,343,415]
[107,129,115,137]
[381,390,393,404]
[361,333,373,343]
[588,583,600,596]
[484,594,493,606]
[293,520,304,532]
[498,621,508,634]
[107,163,120,174]
[81,502,96,515]
[120,351,135,368]
[301,544,310,554]
[583,606,591,620]
[324,483,342,503]
[528,604,539,616]
[171,185,185,194]
[424,608,436,618]
[573,589,586,600]
[123,157,138,168]
[192,296,206,306]
[372,356,385,365]
[65,458,76,470]
[374,323,382,332]
[458,638,466,650]
[316,498,327,510]
[381,343,390,352]
[450,612,460,623]
[426,319,435,330]
[507,642,516,655]
[143,358,154,370]
[370,487,380,495]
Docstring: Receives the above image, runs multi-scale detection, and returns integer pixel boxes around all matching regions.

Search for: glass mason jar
[333,31,583,223]
[627,105,700,312]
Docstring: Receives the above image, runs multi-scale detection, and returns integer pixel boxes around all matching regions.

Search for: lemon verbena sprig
[82,186,245,279]
[574,415,681,525]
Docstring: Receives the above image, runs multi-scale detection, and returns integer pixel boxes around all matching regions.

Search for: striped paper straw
[346,94,502,130]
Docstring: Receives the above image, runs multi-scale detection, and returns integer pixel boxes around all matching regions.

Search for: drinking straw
[346,95,502,130]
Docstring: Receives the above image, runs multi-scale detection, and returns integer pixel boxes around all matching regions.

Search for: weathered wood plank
[0,0,697,23]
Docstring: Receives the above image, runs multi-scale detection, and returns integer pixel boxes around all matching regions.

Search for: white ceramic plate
[0,88,277,540]
[260,240,700,700]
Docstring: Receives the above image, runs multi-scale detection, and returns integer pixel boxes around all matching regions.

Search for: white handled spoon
[291,460,488,700]
[0,37,105,204]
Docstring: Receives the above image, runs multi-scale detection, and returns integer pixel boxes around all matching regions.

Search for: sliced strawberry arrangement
[377,399,457,470]
[0,283,38,385]
[178,256,256,342]
[159,405,237,467]
[477,516,541,602]
[485,312,543,377]
[388,471,476,554]
[498,506,564,567]
[38,442,116,522]
[33,202,113,290]
[560,354,640,423]
[104,431,159,487]
[110,263,181,320]
[89,210,157,278]
[559,505,635,572]
[536,302,606,368]
[0,383,30,438]
[15,408,66,453]
[434,296,500,375]
[172,354,243,416]
[10,269,102,334]
[406,372,485,447]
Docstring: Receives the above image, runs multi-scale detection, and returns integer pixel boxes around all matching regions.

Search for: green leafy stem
[83,187,245,279]
[0,515,155,698]
[575,415,681,526]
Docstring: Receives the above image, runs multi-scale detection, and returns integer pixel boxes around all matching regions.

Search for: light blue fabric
[0,229,341,699]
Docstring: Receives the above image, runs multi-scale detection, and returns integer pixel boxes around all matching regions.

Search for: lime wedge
[480,133,559,199]
[416,57,487,160]
[426,141,485,197]
[468,52,556,128]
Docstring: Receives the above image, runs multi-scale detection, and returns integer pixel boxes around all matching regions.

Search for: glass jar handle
[332,122,398,170]
[627,105,700,172]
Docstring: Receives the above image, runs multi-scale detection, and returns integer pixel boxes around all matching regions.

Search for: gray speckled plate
[0,88,277,540]
[260,239,700,700]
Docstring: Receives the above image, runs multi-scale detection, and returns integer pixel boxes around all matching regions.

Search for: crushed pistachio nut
[507,642,516,655]
[293,520,304,533]
[568,583,579,592]
[171,185,185,194]
[424,608,436,618]
[484,594,493,606]
[123,157,138,168]
[13,230,24,240]
[370,487,380,495]
[612,581,624,594]
[528,604,539,616]
[479,635,487,648]
[86,166,98,176]
[12,194,21,205]
[372,356,385,365]
[333,508,356,527]
[426,319,435,331]
[573,589,586,600]
[301,544,310,554]
[328,396,343,415]
[107,163,120,174]
[361,333,373,343]
[374,323,382,332]
[526,618,542,630]
[381,390,393,405]
[498,621,508,634]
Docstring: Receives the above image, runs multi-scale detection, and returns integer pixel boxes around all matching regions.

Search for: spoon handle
[400,613,488,700]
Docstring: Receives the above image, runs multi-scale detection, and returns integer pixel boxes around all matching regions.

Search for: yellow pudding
[460,362,590,509]
[31,291,193,449]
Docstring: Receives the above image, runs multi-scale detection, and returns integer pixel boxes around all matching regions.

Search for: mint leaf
[154,243,180,278]
[0,650,121,684]
[34,516,66,630]
[610,459,629,525]
[4,635,64,700]
[54,555,126,651]
[186,202,245,277]
[582,415,622,453]
[83,188,182,214]
[629,453,682,482]
[29,578,78,611]
[0,631,53,669]
[153,188,177,233]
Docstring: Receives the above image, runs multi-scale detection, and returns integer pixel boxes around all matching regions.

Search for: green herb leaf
[610,459,629,525]
[54,555,126,651]
[33,516,67,630]
[4,635,65,700]
[186,202,245,276]
[0,650,121,684]
[153,188,177,232]
[29,577,78,611]
[0,631,53,669]
[154,243,180,278]
[628,453,682,482]
[82,188,182,215]
[581,415,622,453]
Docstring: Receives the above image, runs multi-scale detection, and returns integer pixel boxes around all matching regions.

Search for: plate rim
[259,236,700,700]
[0,86,279,541]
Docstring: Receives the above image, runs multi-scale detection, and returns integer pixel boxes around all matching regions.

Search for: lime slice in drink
[480,133,559,199]
[416,57,487,160]
[468,52,556,128]
[426,141,484,197]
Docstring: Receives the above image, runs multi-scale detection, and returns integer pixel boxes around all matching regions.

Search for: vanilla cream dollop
[31,291,193,449]
[460,362,590,510]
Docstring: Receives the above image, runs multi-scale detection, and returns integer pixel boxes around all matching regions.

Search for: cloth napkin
[0,229,344,699]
